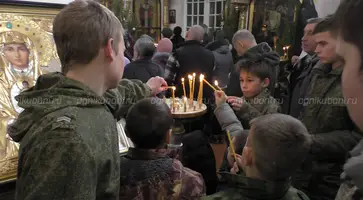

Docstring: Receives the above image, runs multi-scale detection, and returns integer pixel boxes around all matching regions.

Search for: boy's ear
[262,78,270,88]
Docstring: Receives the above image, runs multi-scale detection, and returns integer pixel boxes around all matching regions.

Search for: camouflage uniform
[235,91,281,129]
[202,172,310,200]
[214,91,280,173]
[8,72,152,200]
[119,147,206,200]
[214,90,280,136]
[293,63,362,200]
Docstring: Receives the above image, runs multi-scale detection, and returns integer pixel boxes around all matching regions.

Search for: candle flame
[183,96,187,101]
[181,78,184,82]
[188,75,192,80]
[200,74,204,81]
[214,80,218,86]
[172,86,176,90]
[193,73,196,77]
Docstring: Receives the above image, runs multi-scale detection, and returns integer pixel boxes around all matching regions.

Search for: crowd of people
[7,0,363,199]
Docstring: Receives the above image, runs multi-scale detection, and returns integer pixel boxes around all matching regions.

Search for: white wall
[169,0,186,37]
[314,0,342,18]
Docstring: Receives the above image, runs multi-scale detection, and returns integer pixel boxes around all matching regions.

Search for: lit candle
[214,80,223,91]
[188,75,193,102]
[203,78,218,91]
[181,78,186,98]
[172,86,176,108]
[183,96,187,112]
[192,73,196,98]
[197,74,204,106]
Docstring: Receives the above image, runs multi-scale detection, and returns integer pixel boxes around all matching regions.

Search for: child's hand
[214,90,227,107]
[230,154,243,174]
[227,96,244,111]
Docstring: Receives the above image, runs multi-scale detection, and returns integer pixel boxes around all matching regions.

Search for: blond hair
[53,0,124,73]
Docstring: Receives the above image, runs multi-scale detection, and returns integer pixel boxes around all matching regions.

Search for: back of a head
[140,34,154,42]
[173,26,182,36]
[250,114,311,181]
[126,98,173,149]
[232,29,256,45]
[53,0,123,73]
[312,15,336,35]
[187,25,205,42]
[162,28,173,39]
[157,38,173,53]
[134,37,156,59]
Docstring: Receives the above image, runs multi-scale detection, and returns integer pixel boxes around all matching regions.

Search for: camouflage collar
[243,90,271,112]
[126,147,177,160]
[313,62,343,76]
[219,172,291,199]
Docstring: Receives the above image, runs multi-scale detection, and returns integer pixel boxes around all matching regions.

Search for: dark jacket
[293,63,362,200]
[152,52,171,71]
[8,72,151,200]
[123,58,164,83]
[226,42,280,97]
[288,54,319,118]
[119,147,205,199]
[202,172,310,200]
[206,41,233,88]
[165,40,215,100]
[171,35,185,51]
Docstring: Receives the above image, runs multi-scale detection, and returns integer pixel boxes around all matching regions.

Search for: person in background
[152,38,173,70]
[170,26,185,51]
[202,113,311,200]
[292,15,362,200]
[123,37,163,83]
[119,98,205,199]
[161,27,173,39]
[226,30,280,98]
[206,30,233,89]
[333,0,363,199]
[287,18,322,117]
[8,1,166,199]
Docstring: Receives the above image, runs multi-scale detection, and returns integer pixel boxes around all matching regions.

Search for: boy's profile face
[239,70,268,98]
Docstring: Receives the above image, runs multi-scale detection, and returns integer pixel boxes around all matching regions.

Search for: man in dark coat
[286,18,322,118]
[123,37,163,83]
[165,25,215,100]
[227,30,280,98]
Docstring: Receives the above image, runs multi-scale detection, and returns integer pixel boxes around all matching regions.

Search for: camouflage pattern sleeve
[104,79,152,120]
[16,127,97,200]
[236,102,263,123]
[214,102,244,137]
